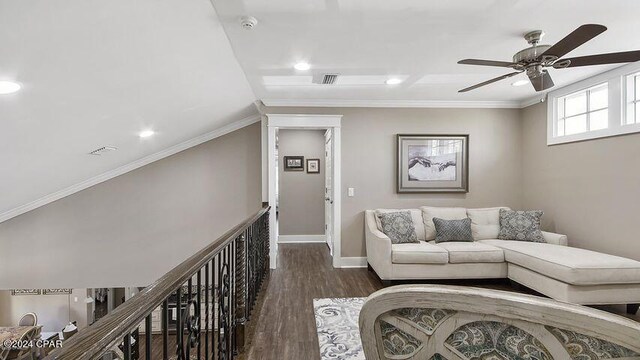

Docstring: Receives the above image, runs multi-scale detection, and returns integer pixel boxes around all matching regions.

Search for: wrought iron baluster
[187,279,192,360]
[205,262,210,360]
[197,269,202,359]
[145,314,152,360]
[176,287,183,360]
[162,299,168,360]
[216,251,222,359]
[234,233,246,352]
[228,242,234,356]
[123,332,131,360]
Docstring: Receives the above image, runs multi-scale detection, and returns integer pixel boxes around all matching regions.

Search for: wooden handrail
[47,205,270,360]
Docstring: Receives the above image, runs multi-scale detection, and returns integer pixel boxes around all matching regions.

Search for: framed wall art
[397,134,469,193]
[306,159,320,173]
[284,156,304,171]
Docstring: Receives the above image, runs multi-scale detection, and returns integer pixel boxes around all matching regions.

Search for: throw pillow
[377,211,419,244]
[498,209,545,242]
[432,217,474,243]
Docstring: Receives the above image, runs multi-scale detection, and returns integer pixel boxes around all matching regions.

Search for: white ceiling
[3,0,640,220]
[211,0,640,105]
[0,0,257,218]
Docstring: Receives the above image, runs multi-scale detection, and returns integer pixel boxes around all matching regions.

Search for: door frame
[264,114,342,269]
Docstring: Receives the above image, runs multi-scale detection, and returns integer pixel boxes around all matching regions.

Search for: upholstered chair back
[359,285,640,360]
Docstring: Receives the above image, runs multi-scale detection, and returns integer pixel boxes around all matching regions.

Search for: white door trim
[265,114,343,269]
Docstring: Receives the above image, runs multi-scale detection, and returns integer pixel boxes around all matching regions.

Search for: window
[626,72,640,125]
[556,84,608,136]
[547,61,640,145]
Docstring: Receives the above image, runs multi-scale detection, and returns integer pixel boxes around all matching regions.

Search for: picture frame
[11,289,41,296]
[42,288,73,295]
[306,159,320,173]
[284,156,304,171]
[397,134,469,193]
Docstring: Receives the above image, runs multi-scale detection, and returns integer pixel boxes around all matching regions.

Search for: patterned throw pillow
[498,209,545,242]
[377,211,419,244]
[432,217,474,243]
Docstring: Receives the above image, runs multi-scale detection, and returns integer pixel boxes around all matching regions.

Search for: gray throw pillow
[498,209,545,242]
[377,211,419,244]
[432,217,473,243]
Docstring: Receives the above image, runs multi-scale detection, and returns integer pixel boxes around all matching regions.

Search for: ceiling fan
[457,24,640,93]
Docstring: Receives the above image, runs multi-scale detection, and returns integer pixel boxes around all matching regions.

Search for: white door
[325,130,333,255]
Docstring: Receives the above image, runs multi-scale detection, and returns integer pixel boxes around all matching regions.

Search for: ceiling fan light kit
[457,24,640,93]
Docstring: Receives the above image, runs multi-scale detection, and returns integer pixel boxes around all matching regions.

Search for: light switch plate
[348,188,355,197]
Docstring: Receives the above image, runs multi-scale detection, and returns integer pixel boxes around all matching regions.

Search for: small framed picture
[307,159,320,173]
[284,156,304,171]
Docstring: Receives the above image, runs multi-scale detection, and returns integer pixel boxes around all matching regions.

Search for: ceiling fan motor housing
[513,45,551,64]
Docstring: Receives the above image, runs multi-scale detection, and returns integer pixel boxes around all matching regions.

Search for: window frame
[625,71,640,125]
[547,61,640,145]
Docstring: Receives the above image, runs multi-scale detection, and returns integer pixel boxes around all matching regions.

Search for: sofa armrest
[364,210,393,278]
[542,231,568,246]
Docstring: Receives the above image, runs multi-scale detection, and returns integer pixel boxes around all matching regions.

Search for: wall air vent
[88,146,118,156]
[313,73,340,85]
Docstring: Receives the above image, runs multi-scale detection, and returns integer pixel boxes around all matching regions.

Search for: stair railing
[46,205,271,360]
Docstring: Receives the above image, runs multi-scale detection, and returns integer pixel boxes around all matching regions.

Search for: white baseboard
[278,234,326,244]
[339,257,368,268]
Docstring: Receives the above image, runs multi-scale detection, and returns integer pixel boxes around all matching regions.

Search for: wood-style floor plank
[140,243,639,359]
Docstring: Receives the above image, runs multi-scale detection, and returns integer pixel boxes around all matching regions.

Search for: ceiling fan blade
[555,50,640,68]
[529,71,554,92]
[541,24,607,59]
[458,71,522,93]
[458,59,517,68]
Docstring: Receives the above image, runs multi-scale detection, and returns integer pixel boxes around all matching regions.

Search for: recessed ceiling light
[0,81,21,95]
[385,78,403,85]
[139,130,155,138]
[294,62,311,71]
[511,80,529,87]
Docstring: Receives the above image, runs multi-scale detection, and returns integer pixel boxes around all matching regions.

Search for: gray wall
[278,130,326,235]
[0,123,263,289]
[521,102,640,261]
[0,289,89,331]
[266,107,524,257]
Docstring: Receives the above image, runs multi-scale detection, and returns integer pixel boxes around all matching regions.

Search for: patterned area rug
[313,297,366,360]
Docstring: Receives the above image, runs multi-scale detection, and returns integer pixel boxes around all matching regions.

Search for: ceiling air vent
[313,73,340,85]
[88,146,118,156]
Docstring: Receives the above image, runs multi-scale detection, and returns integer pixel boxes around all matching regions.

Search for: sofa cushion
[498,209,545,242]
[481,240,640,285]
[375,209,426,241]
[377,211,419,244]
[391,242,449,264]
[436,242,505,263]
[421,206,468,240]
[467,207,510,240]
[433,218,473,243]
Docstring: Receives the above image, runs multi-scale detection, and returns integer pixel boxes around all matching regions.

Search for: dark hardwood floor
[140,243,639,359]
[237,243,381,360]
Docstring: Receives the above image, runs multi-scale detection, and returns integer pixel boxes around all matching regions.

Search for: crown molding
[519,94,547,108]
[0,114,261,224]
[262,98,526,109]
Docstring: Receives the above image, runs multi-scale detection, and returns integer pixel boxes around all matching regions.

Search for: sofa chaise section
[364,207,640,313]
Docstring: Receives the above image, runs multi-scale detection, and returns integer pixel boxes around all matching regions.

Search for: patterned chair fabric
[359,285,640,360]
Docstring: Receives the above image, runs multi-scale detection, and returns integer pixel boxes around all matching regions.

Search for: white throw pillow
[466,207,511,240]
[374,209,426,241]
[420,206,468,240]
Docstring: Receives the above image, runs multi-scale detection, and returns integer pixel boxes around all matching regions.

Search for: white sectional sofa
[365,206,640,314]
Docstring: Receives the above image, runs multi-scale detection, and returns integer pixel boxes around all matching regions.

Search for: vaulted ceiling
[0,0,257,219]
[211,0,640,106]
[2,0,640,221]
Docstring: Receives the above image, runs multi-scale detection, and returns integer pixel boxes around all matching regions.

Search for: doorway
[276,129,327,244]
[265,114,342,269]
